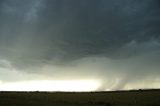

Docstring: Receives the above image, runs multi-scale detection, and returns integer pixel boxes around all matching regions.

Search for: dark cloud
[0,0,160,90]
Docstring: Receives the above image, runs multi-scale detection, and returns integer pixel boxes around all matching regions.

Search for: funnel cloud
[0,0,160,91]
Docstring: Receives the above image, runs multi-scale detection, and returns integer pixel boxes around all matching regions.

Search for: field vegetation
[0,89,160,106]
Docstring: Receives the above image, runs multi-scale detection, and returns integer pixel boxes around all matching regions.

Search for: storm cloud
[0,0,160,90]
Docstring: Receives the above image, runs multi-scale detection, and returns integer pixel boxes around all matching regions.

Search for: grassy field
[0,89,160,106]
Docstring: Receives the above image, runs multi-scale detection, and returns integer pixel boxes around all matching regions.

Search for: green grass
[0,89,160,106]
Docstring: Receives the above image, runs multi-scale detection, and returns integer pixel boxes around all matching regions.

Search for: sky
[0,0,160,91]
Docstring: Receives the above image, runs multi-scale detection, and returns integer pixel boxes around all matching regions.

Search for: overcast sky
[0,0,160,91]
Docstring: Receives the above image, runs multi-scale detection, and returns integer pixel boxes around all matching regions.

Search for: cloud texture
[0,0,160,90]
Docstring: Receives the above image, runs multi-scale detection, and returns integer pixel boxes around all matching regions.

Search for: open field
[0,89,160,106]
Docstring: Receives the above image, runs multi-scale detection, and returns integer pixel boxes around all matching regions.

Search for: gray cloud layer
[0,0,160,90]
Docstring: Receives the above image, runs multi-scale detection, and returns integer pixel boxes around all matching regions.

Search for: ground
[0,89,160,106]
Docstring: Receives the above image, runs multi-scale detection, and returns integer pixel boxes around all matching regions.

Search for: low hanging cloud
[36,40,160,90]
[1,40,160,90]
[0,0,160,91]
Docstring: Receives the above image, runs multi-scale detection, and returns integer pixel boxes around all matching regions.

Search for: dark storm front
[0,0,160,91]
